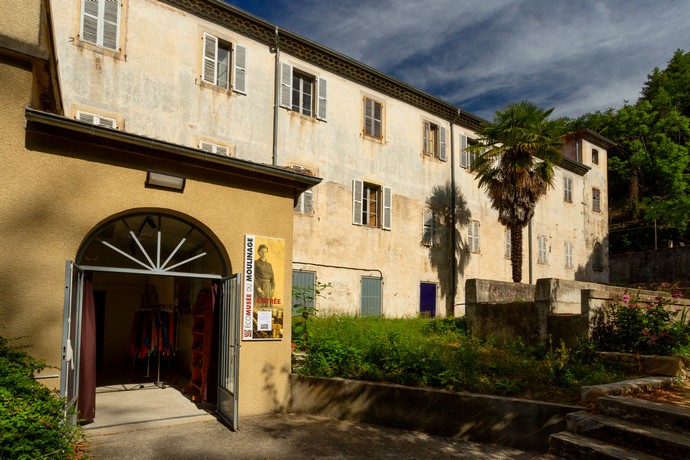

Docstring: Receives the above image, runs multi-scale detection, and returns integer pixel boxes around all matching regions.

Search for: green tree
[566,49,690,251]
[422,183,472,316]
[469,101,563,282]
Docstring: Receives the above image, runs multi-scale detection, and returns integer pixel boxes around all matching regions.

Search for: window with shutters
[363,97,383,139]
[423,121,446,160]
[538,234,548,264]
[467,220,480,253]
[292,270,316,314]
[352,179,392,230]
[459,135,479,168]
[199,140,230,156]
[564,176,573,203]
[280,63,327,120]
[592,187,601,212]
[592,149,599,165]
[76,110,118,129]
[565,241,574,269]
[80,0,121,51]
[422,210,439,247]
[201,33,247,94]
[295,189,314,215]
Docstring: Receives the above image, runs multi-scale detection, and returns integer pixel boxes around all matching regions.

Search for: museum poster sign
[243,235,285,340]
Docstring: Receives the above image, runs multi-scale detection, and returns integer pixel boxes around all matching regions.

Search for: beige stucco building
[1,0,612,429]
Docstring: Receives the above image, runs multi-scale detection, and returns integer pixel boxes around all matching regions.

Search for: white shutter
[233,44,247,94]
[382,186,392,230]
[316,77,328,121]
[202,33,217,85]
[102,0,120,50]
[280,63,292,108]
[352,179,363,225]
[423,209,432,246]
[81,0,99,45]
[423,122,430,155]
[302,189,314,214]
[215,145,229,156]
[77,111,96,125]
[364,98,373,134]
[373,101,382,137]
[199,141,214,152]
[460,135,468,168]
[439,126,447,161]
[97,116,117,129]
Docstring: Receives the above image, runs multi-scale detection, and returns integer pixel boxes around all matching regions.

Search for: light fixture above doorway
[145,171,186,192]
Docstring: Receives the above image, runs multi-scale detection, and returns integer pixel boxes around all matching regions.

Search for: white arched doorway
[61,211,240,430]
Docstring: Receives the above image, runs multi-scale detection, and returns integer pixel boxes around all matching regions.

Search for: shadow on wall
[574,235,609,283]
[423,182,472,317]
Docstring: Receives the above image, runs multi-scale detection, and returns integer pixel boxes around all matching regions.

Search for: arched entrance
[61,211,240,429]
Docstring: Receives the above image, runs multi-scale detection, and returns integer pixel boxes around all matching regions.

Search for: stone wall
[288,374,579,452]
[465,278,690,348]
[610,246,690,285]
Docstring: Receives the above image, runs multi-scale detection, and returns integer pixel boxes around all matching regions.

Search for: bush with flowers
[591,283,690,356]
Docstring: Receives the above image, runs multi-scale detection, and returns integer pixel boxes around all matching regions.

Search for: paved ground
[83,371,542,459]
[85,413,540,459]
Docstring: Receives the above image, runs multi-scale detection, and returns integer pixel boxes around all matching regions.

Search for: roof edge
[24,107,322,190]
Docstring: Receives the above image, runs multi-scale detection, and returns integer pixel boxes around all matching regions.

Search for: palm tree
[468,101,563,282]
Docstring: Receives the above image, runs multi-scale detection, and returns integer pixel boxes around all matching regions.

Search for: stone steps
[546,395,690,459]
[549,431,661,459]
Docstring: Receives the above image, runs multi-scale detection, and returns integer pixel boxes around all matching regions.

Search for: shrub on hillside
[0,336,84,459]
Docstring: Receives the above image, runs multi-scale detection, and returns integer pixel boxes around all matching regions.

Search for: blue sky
[224,0,690,121]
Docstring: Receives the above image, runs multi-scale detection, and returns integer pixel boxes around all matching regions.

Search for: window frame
[564,176,573,203]
[422,209,439,247]
[295,189,315,215]
[352,179,392,230]
[592,149,599,165]
[592,187,601,212]
[460,135,479,168]
[363,97,383,139]
[201,33,247,94]
[280,63,327,120]
[467,220,480,253]
[537,234,548,264]
[80,0,121,51]
[593,242,604,272]
[423,121,446,161]
[565,241,574,269]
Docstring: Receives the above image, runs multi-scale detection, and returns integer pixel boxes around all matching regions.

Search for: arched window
[593,242,604,272]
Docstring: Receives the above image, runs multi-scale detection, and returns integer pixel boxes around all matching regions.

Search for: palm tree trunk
[510,224,523,282]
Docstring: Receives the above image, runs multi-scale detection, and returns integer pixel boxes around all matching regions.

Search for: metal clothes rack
[130,305,178,389]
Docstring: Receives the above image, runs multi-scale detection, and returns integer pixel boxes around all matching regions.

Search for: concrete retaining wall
[465,278,690,348]
[288,374,580,452]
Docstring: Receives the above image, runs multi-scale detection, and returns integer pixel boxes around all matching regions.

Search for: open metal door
[60,260,84,425]
[217,274,241,430]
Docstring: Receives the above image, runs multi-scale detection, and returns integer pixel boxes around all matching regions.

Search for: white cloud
[232,0,690,118]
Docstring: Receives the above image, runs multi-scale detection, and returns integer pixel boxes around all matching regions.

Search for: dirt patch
[627,380,690,409]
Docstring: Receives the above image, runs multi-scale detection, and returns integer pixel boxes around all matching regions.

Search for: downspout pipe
[449,109,461,315]
[272,26,280,166]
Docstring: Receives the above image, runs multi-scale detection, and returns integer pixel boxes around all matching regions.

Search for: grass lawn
[292,316,643,406]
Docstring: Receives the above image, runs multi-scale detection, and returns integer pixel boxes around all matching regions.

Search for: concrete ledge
[288,374,580,452]
[581,376,682,404]
[598,352,687,377]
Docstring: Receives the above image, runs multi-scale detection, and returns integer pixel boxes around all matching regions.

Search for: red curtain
[78,277,96,422]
